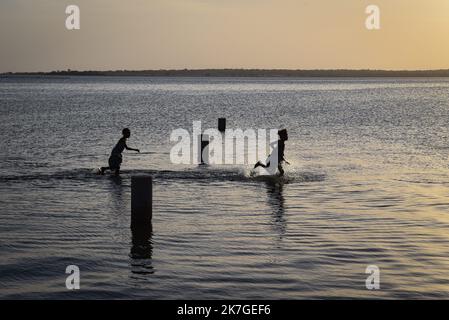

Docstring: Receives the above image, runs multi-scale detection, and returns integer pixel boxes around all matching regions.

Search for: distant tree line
[3,69,449,77]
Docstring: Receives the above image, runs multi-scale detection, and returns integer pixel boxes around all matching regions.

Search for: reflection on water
[266,181,287,240]
[107,175,154,274]
[130,223,154,275]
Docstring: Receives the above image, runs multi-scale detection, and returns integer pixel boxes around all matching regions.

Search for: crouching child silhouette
[100,128,140,175]
[254,129,290,176]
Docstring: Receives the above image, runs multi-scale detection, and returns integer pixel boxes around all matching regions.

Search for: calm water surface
[1,76,449,299]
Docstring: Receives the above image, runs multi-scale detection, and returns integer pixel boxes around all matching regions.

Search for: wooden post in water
[200,134,209,165]
[131,176,152,230]
[218,118,226,132]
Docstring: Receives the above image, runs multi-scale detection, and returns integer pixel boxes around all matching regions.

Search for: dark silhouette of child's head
[278,129,288,141]
[122,128,131,138]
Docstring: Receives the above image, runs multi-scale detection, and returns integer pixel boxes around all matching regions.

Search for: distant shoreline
[2,69,449,78]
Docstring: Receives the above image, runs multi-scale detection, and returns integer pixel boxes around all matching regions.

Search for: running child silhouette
[100,128,140,175]
[254,129,290,176]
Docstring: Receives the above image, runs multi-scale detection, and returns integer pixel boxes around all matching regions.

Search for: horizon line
[3,68,449,77]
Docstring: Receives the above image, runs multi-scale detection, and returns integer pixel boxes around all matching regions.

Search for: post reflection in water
[130,222,154,275]
[130,223,153,259]
[107,175,154,274]
[129,190,154,278]
[265,181,287,240]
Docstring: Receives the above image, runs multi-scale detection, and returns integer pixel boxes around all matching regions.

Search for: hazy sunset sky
[1,0,448,72]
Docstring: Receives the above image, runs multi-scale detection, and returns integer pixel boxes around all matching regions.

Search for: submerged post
[218,118,226,132]
[200,134,209,165]
[131,176,152,229]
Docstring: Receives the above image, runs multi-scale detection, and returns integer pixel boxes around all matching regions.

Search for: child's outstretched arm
[125,143,140,153]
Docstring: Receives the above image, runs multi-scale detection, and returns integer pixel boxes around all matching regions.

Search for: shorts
[108,153,122,170]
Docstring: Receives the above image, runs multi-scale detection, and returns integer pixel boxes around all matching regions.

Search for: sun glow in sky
[1,0,449,72]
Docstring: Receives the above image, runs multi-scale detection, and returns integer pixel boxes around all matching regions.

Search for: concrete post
[200,134,209,165]
[218,118,226,132]
[131,176,152,229]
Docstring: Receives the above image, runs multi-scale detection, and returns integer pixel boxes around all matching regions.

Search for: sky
[0,0,449,72]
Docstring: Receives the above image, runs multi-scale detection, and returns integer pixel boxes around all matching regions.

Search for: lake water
[1,76,449,299]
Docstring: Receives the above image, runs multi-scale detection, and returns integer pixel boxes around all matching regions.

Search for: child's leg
[254,161,269,169]
[100,166,109,174]
[278,164,284,176]
[114,168,120,176]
